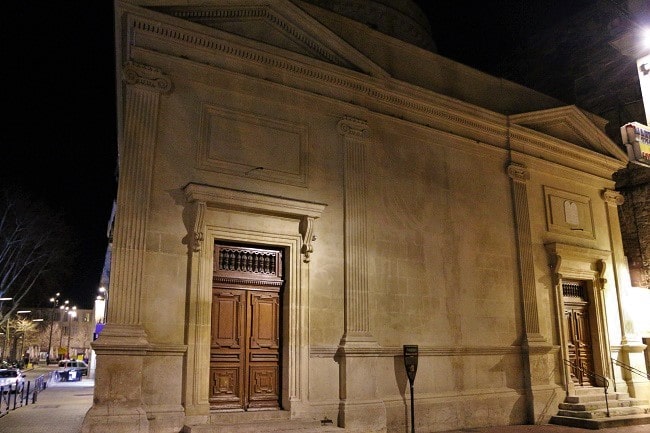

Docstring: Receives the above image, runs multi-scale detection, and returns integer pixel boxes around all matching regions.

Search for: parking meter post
[403,345,418,433]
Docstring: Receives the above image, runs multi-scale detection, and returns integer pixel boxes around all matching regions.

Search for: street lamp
[58,301,70,361]
[98,286,108,323]
[16,310,31,366]
[66,307,77,359]
[47,293,60,364]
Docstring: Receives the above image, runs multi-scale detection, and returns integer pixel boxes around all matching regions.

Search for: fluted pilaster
[109,62,172,325]
[83,61,172,433]
[338,116,375,345]
[336,119,385,431]
[507,163,546,344]
[602,188,638,345]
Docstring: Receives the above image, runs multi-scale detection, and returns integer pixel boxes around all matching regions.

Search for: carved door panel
[565,304,595,386]
[210,244,283,411]
[210,289,246,409]
[247,291,280,409]
[210,288,280,410]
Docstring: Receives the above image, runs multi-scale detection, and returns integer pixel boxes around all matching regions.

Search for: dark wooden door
[209,288,280,410]
[563,281,595,386]
[209,245,283,411]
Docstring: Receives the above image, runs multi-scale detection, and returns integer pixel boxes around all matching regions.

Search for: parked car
[0,369,25,393]
[57,360,88,381]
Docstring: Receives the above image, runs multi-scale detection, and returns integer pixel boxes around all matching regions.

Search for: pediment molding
[147,1,388,78]
[509,122,627,179]
[121,3,506,146]
[120,5,624,179]
[510,106,628,162]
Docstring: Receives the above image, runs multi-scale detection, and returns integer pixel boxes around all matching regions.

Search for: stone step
[559,398,648,411]
[557,405,648,419]
[572,386,612,396]
[182,419,343,433]
[550,413,650,429]
[208,410,291,424]
[566,392,630,403]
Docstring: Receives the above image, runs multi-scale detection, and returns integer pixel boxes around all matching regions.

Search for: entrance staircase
[182,411,344,433]
[550,386,650,429]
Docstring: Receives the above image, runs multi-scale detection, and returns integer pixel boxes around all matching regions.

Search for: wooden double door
[563,280,596,386]
[209,244,283,411]
[210,287,281,410]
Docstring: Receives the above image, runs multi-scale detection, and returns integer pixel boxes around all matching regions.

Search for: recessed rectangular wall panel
[544,186,595,239]
[199,105,308,186]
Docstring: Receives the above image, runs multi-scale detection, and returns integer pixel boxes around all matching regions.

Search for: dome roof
[301,0,435,51]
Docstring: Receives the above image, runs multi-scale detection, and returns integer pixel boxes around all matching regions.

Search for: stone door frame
[546,242,612,396]
[183,183,326,419]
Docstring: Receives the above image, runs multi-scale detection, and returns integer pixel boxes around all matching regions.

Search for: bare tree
[0,187,74,327]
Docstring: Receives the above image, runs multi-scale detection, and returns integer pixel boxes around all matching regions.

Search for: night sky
[4,2,117,309]
[2,1,592,309]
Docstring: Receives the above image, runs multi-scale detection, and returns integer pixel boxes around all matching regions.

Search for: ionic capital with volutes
[507,163,530,182]
[123,61,173,94]
[602,189,624,206]
[337,116,369,140]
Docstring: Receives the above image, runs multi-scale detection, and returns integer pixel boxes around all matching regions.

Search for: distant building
[85,1,650,433]
[10,307,94,363]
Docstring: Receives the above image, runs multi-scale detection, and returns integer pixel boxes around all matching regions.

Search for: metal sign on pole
[403,345,418,433]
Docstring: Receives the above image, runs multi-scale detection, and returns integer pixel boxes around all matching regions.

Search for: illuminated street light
[642,27,650,49]
[15,310,31,364]
[98,286,109,324]
[66,308,77,359]
[47,293,61,364]
[97,286,109,324]
[58,301,71,359]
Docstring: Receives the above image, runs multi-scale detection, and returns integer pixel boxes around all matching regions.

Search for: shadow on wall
[393,355,410,433]
[489,354,558,425]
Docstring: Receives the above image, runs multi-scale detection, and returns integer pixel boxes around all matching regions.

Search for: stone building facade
[83,1,650,432]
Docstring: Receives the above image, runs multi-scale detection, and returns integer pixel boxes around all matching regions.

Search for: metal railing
[563,359,610,417]
[0,372,52,418]
[611,357,650,392]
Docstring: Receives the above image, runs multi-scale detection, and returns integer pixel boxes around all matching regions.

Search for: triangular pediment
[510,105,628,162]
[149,1,388,77]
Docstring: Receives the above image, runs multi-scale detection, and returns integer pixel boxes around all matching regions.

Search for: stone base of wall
[384,389,528,433]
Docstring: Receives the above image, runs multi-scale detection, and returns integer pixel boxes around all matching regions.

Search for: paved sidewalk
[0,376,93,433]
[441,424,650,433]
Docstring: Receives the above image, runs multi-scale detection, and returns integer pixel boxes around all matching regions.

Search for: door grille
[562,280,587,302]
